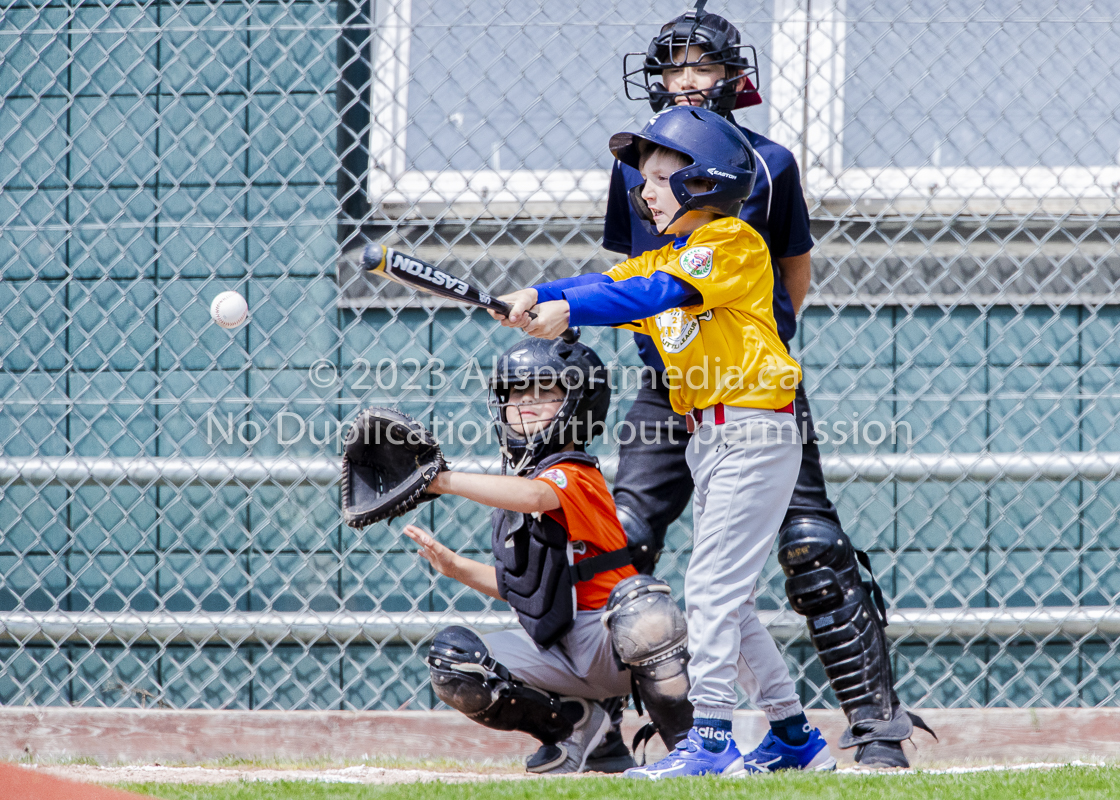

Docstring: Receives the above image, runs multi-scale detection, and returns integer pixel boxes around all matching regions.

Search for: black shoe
[526,743,566,773]
[854,740,909,768]
[584,727,636,773]
[523,698,610,774]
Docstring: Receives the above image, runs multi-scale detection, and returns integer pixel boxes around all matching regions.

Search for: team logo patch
[679,246,714,278]
[539,468,568,489]
[656,308,701,353]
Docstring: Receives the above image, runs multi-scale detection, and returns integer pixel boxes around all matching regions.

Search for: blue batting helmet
[609,106,757,234]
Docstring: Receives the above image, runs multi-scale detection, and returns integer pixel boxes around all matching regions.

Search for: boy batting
[496,106,834,777]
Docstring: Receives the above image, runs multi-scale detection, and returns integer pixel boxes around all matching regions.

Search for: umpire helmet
[623,9,762,116]
[609,105,757,234]
[489,336,611,475]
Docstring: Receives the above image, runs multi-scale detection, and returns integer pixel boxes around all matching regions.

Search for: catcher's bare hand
[402,524,459,578]
[492,289,538,328]
[524,300,571,340]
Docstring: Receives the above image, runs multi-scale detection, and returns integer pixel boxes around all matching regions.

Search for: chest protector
[492,452,631,648]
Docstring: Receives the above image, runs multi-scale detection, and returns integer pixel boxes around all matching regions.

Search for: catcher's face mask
[661,46,737,107]
[490,372,580,474]
[503,383,565,437]
[622,9,762,115]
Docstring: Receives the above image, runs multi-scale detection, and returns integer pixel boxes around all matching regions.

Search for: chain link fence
[3,0,1120,712]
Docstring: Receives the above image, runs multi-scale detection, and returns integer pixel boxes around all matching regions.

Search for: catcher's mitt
[341,407,448,528]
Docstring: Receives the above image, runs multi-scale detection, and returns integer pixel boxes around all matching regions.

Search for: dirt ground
[28,763,537,785]
[23,760,1103,786]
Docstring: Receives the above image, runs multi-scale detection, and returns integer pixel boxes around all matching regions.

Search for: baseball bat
[361,244,580,344]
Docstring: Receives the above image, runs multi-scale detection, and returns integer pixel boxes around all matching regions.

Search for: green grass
[121,765,1120,800]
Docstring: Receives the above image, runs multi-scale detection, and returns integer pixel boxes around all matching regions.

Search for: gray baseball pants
[684,407,804,722]
[483,610,633,700]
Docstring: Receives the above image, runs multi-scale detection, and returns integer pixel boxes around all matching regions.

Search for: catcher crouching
[341,336,693,774]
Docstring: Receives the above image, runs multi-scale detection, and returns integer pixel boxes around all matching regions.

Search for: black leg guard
[778,516,935,756]
[603,575,693,751]
[427,625,575,745]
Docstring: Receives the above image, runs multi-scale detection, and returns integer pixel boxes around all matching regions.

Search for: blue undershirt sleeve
[562,272,702,327]
[532,273,611,303]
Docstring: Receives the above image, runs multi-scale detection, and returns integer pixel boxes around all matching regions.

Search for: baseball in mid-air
[210,291,248,329]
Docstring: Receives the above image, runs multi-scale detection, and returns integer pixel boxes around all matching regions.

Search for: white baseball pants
[683,407,803,722]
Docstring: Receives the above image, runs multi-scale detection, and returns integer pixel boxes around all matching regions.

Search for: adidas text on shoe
[624,728,746,780]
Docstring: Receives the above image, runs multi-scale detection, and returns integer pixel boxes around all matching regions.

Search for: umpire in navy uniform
[606,9,933,768]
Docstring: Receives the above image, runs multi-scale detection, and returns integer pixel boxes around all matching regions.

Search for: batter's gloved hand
[341,407,448,528]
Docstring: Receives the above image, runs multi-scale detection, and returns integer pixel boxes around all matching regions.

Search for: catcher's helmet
[609,105,757,235]
[489,336,611,474]
[623,8,761,116]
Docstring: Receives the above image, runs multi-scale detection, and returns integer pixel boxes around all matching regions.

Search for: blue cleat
[741,728,837,773]
[624,728,745,779]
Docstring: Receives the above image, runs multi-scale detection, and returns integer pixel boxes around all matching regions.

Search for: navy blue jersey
[603,124,813,369]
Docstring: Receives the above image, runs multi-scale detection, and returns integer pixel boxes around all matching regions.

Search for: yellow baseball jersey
[607,216,802,415]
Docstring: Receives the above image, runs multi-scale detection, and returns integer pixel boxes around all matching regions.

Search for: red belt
[685,402,793,434]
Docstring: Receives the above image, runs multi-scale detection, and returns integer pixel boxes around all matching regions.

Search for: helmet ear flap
[627,182,657,226]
